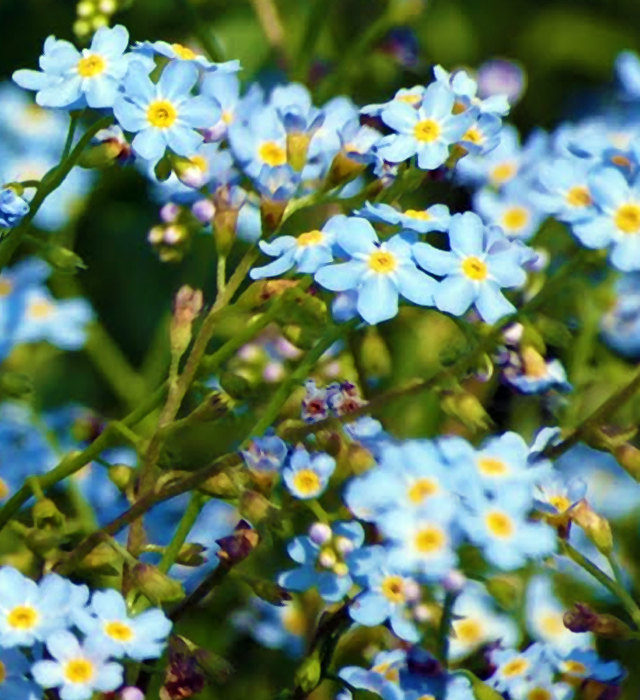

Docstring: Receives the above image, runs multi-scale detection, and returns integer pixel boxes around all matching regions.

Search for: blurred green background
[3,1,640,698]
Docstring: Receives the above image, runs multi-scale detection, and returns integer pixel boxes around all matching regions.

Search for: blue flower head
[537,157,597,224]
[339,649,406,700]
[14,26,137,110]
[474,180,546,242]
[31,629,123,700]
[228,105,287,179]
[241,433,288,473]
[114,60,219,163]
[505,348,572,395]
[278,520,364,602]
[413,211,530,323]
[361,86,425,117]
[555,649,625,683]
[282,446,335,499]
[488,644,552,694]
[254,164,300,202]
[356,201,451,234]
[601,272,640,357]
[73,589,172,661]
[200,72,241,141]
[315,217,437,325]
[0,187,29,228]
[434,65,510,117]
[141,40,240,74]
[250,214,342,280]
[377,82,478,170]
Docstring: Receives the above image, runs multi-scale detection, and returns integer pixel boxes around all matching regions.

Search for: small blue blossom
[282,446,335,499]
[434,65,510,116]
[73,589,172,661]
[377,82,478,170]
[356,201,451,234]
[228,105,287,179]
[361,86,425,117]
[554,648,625,683]
[200,72,241,141]
[460,112,503,155]
[250,214,341,280]
[338,649,406,700]
[534,473,586,516]
[241,433,288,473]
[278,521,364,602]
[508,674,573,700]
[474,181,546,241]
[505,349,572,395]
[140,40,240,73]
[31,630,123,700]
[413,212,529,323]
[616,51,640,100]
[0,187,29,228]
[315,218,437,325]
[254,164,300,202]
[537,157,597,223]
[0,648,42,700]
[489,644,551,694]
[14,26,135,110]
[114,61,219,163]
[601,272,640,357]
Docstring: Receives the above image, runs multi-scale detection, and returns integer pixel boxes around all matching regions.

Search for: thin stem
[607,553,626,589]
[217,253,227,295]
[169,560,233,623]
[158,493,207,574]
[0,116,113,271]
[306,499,330,524]
[61,112,81,161]
[102,533,139,568]
[562,541,640,629]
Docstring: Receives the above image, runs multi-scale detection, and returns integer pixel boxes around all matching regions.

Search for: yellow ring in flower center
[614,203,640,234]
[461,256,488,281]
[368,250,397,273]
[64,659,95,684]
[407,478,438,504]
[413,118,441,143]
[297,230,324,247]
[486,511,514,538]
[258,141,287,167]
[7,605,39,630]
[147,100,178,129]
[105,620,134,642]
[380,575,405,603]
[502,658,529,677]
[502,206,529,231]
[404,209,431,220]
[292,469,321,496]
[77,54,106,78]
[414,526,445,553]
[566,186,592,208]
[171,43,198,60]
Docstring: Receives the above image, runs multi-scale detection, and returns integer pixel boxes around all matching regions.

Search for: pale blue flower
[241,434,288,473]
[315,218,437,325]
[537,157,597,223]
[282,446,335,499]
[554,649,624,683]
[142,40,240,73]
[413,211,528,323]
[31,630,123,700]
[355,201,451,234]
[114,60,219,162]
[200,72,241,141]
[489,644,551,694]
[14,26,135,110]
[361,86,425,117]
[616,50,640,100]
[73,589,171,661]
[228,105,287,179]
[600,272,640,357]
[377,82,478,170]
[434,65,510,116]
[460,112,503,155]
[0,188,29,228]
[474,181,546,241]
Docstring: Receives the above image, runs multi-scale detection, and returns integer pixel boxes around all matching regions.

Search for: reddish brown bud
[215,520,260,565]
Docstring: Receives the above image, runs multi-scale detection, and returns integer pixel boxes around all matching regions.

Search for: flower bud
[239,490,279,525]
[319,548,337,569]
[286,132,313,172]
[613,443,640,481]
[170,285,203,361]
[42,245,87,274]
[308,522,332,545]
[294,650,322,694]
[108,464,134,492]
[198,471,239,498]
[441,391,491,432]
[212,186,246,257]
[467,672,504,700]
[571,501,613,554]
[32,498,65,530]
[215,520,260,565]
[121,687,145,700]
[248,578,292,605]
[563,603,632,639]
[160,203,180,223]
[132,563,185,604]
[191,198,215,224]
[335,536,355,555]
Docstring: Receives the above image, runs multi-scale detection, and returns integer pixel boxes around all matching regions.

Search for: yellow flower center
[462,256,488,281]
[540,613,564,636]
[454,618,484,643]
[104,620,134,642]
[333,562,349,576]
[381,575,405,603]
[384,668,399,682]
[566,186,592,208]
[549,495,571,513]
[282,607,306,636]
[29,300,54,319]
[614,203,640,234]
[417,696,436,700]
[0,478,9,500]
[462,127,483,145]
[611,154,631,168]
[562,661,587,675]
[522,346,548,378]
[478,457,508,476]
[292,469,321,496]
[64,659,95,684]
[503,658,529,677]
[368,250,397,273]
[258,141,287,167]
[490,162,517,185]
[297,230,324,247]
[0,280,12,296]
[397,93,422,105]
[190,155,208,173]
[486,511,514,538]
[147,100,178,129]
[407,478,439,504]
[172,43,198,60]
[415,526,445,553]
[77,54,106,78]
[7,605,39,630]
[0,661,5,684]
[222,110,234,125]
[371,663,400,682]
[528,689,552,700]
[502,206,529,232]
[414,119,441,143]
[404,209,431,220]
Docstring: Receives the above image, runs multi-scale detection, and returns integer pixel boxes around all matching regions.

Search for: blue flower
[254,164,300,202]
[377,82,478,170]
[0,188,29,228]
[534,473,586,517]
[505,348,572,395]
[114,61,219,162]
[282,446,335,499]
[73,589,171,661]
[0,648,42,700]
[537,157,597,223]
[573,167,640,271]
[489,644,551,694]
[241,433,288,473]
[278,521,364,602]
[0,566,78,647]
[14,26,135,110]
[356,201,451,234]
[554,649,624,683]
[200,72,241,141]
[250,214,341,280]
[228,105,287,179]
[474,181,546,241]
[601,272,640,357]
[460,486,556,570]
[413,212,528,323]
[361,86,425,117]
[460,113,503,155]
[348,546,423,642]
[508,673,573,700]
[616,51,640,100]
[141,40,240,73]
[339,649,406,700]
[315,218,437,324]
[31,630,123,700]
[434,65,510,116]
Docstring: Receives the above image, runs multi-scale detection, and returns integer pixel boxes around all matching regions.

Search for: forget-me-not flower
[356,201,451,234]
[282,446,335,500]
[315,217,437,325]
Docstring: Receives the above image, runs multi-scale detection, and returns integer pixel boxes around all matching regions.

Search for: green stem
[0,116,113,271]
[242,322,350,444]
[103,533,140,568]
[61,112,81,161]
[607,552,626,589]
[158,493,207,574]
[562,541,640,629]
[306,499,330,524]
[217,253,227,294]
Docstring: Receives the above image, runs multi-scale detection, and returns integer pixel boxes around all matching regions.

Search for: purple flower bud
[308,522,332,545]
[160,203,180,223]
[191,198,216,224]
[121,688,145,700]
[477,58,526,105]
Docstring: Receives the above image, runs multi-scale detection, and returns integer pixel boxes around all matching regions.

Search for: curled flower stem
[561,541,640,629]
[0,115,113,271]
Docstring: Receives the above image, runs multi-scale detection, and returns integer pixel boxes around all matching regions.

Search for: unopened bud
[212,186,245,256]
[121,688,145,700]
[286,132,312,172]
[563,603,631,639]
[191,198,215,224]
[441,390,491,431]
[176,543,207,567]
[160,203,180,224]
[613,443,640,481]
[108,464,134,492]
[198,471,239,498]
[238,490,279,525]
[32,498,64,529]
[308,522,332,545]
[294,650,322,693]
[571,501,613,554]
[466,672,504,700]
[215,520,260,565]
[327,152,366,188]
[260,197,288,233]
[171,155,208,189]
[132,563,185,604]
[154,154,172,182]
[170,285,203,360]
[318,548,337,568]
[248,578,292,605]
[76,542,120,573]
[42,245,87,274]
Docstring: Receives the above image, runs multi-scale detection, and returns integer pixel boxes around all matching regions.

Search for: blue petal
[315,261,365,291]
[317,572,352,602]
[357,274,399,324]
[85,76,119,109]
[287,536,318,565]
[278,566,317,591]
[588,168,629,212]
[132,128,167,161]
[421,82,454,120]
[434,275,475,316]
[396,265,436,306]
[158,60,199,102]
[487,251,526,287]
[376,135,418,163]
[449,212,484,255]
[381,102,418,134]
[416,141,449,170]
[250,250,296,280]
[475,282,515,323]
[91,24,129,56]
[349,592,391,626]
[181,95,220,128]
[165,124,203,156]
[413,243,458,275]
[572,217,616,249]
[390,611,421,642]
[336,217,379,256]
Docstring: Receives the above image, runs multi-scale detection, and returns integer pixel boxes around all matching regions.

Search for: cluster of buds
[148,204,203,262]
[74,0,124,40]
[309,522,357,578]
[301,379,365,423]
